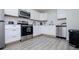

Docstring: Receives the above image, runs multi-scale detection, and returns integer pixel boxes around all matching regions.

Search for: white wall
[65,9,79,40]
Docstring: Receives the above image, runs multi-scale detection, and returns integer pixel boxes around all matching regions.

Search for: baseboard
[33,34,56,38]
[42,34,56,38]
[33,34,43,38]
[56,36,66,39]
[6,40,20,46]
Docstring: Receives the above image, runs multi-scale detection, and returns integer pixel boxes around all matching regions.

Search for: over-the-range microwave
[19,10,30,19]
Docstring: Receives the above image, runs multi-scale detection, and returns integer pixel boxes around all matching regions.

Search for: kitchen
[0,9,78,50]
[4,9,57,44]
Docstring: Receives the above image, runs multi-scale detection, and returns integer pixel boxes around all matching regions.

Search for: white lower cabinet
[5,25,21,44]
[62,27,67,38]
[33,25,56,36]
[41,25,56,36]
[33,26,42,36]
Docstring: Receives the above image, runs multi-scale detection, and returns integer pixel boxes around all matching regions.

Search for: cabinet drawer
[5,25,21,29]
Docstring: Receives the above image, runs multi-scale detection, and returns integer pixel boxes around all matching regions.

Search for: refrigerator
[0,9,5,49]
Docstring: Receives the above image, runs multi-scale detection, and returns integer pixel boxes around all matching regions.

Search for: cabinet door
[5,25,21,44]
[5,28,21,43]
[31,11,35,19]
[57,10,66,19]
[39,13,47,20]
[33,26,38,36]
[33,26,41,36]
[62,27,67,37]
[31,11,39,20]
[41,26,48,34]
[5,28,14,43]
[4,9,18,16]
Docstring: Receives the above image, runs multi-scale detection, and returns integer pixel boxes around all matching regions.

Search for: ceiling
[34,9,51,13]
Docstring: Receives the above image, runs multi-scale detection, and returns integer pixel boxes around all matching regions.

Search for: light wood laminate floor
[4,35,78,50]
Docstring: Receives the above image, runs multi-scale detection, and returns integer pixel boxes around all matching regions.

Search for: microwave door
[19,10,30,19]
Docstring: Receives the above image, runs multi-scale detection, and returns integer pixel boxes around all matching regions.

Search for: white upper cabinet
[39,13,47,20]
[23,9,39,20]
[57,9,66,19]
[4,9,18,17]
[31,10,39,20]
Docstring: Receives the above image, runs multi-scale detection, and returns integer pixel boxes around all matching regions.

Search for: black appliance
[17,21,33,41]
[21,25,33,36]
[19,10,30,19]
[69,29,79,48]
[17,21,28,25]
[8,21,14,24]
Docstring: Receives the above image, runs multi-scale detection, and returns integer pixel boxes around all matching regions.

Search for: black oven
[21,25,33,36]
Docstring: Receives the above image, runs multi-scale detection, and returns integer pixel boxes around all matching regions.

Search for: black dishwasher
[69,29,79,48]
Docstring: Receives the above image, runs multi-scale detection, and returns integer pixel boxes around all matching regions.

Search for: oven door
[26,26,33,35]
[21,25,33,36]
